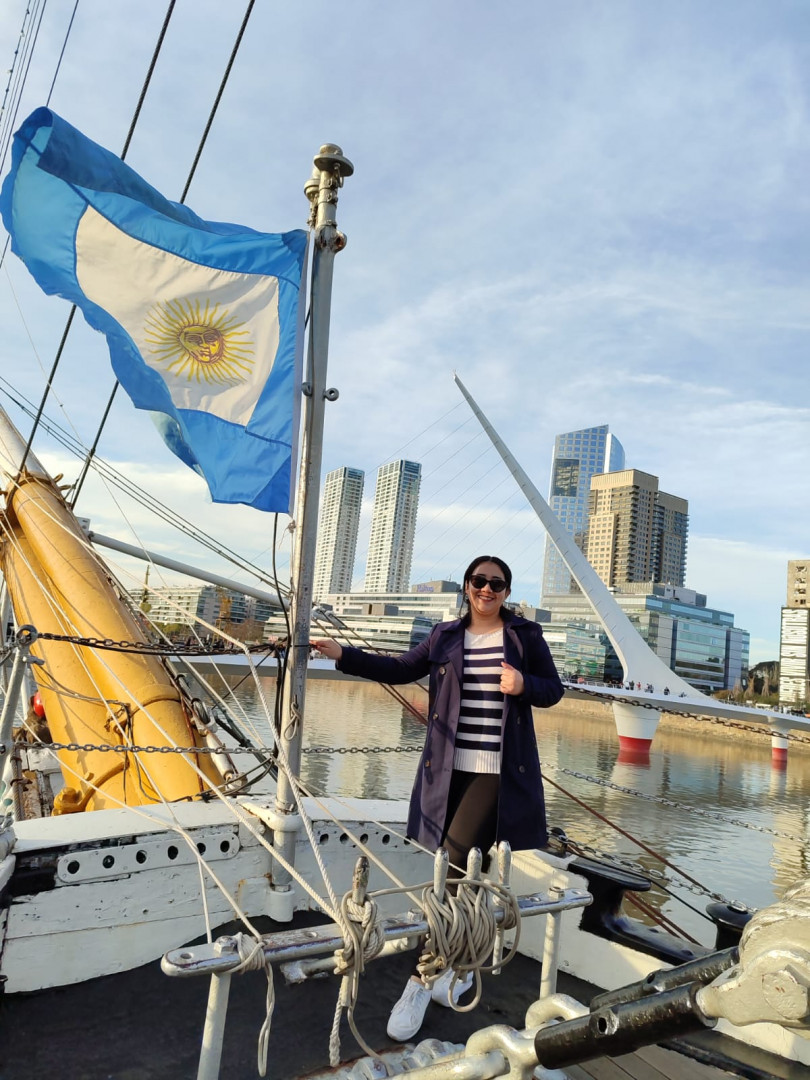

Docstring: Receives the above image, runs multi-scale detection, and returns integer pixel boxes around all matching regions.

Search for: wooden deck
[0,915,795,1079]
[568,1043,732,1080]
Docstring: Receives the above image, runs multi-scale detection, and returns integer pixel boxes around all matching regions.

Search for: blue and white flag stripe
[0,107,309,512]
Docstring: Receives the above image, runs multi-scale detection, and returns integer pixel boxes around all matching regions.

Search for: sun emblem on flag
[144,298,254,385]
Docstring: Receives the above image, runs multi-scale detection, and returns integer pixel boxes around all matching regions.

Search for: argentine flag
[0,108,308,512]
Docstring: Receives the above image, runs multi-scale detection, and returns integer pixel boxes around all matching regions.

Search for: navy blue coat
[336,612,564,853]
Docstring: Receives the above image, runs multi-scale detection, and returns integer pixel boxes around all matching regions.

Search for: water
[226,672,810,944]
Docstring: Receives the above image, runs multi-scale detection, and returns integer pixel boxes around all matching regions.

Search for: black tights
[404,771,500,986]
[441,770,500,879]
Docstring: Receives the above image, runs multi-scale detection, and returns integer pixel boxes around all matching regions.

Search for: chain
[36,631,276,657]
[16,741,422,756]
[567,684,810,746]
[562,837,740,905]
[545,762,804,843]
[304,745,422,755]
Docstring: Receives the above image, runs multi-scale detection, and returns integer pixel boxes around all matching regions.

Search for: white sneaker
[387,977,432,1041]
[430,967,473,1007]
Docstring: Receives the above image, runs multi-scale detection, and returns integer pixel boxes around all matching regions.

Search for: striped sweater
[453,627,504,773]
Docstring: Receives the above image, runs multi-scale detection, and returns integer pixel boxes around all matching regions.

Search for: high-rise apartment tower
[585,469,688,588]
[313,467,364,601]
[364,460,421,593]
[779,558,810,709]
[541,425,625,600]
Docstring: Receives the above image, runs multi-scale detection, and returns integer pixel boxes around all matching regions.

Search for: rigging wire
[0,0,49,272]
[16,0,179,479]
[71,0,258,507]
[0,379,287,592]
[0,0,47,173]
[44,0,79,107]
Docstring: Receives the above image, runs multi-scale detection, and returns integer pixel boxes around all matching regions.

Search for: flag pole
[270,145,353,910]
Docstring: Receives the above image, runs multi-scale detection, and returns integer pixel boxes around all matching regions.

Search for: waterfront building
[324,580,461,624]
[266,607,433,654]
[543,585,748,692]
[779,559,810,709]
[364,460,421,593]
[130,583,219,628]
[313,466,364,601]
[541,425,624,601]
[586,470,688,588]
[542,622,612,682]
[129,584,273,633]
[299,580,461,655]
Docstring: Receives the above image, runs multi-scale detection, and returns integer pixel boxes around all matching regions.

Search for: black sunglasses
[468,574,508,593]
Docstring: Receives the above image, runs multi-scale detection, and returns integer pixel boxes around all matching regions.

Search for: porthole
[167,845,179,860]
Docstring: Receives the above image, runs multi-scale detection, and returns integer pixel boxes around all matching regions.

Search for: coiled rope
[326,870,521,1065]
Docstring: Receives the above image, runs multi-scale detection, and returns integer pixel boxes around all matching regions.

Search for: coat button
[518,765,526,773]
[439,666,445,675]
[432,713,439,720]
[425,760,431,768]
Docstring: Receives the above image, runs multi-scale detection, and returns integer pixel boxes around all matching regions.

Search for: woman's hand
[500,661,524,696]
[312,638,343,662]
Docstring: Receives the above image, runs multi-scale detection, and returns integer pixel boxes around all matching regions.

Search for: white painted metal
[273,146,354,889]
[0,407,49,481]
[454,374,810,740]
[453,373,697,700]
[88,531,286,609]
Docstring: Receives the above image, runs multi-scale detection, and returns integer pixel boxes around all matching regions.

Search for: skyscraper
[313,467,364,601]
[541,425,625,600]
[364,460,421,593]
[779,558,810,709]
[585,469,688,588]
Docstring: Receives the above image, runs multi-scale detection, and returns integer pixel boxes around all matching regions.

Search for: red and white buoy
[771,731,789,770]
[612,701,660,762]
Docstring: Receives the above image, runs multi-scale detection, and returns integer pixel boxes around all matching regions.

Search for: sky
[0,0,808,663]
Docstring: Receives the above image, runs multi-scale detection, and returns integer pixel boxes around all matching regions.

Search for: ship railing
[161,845,591,1080]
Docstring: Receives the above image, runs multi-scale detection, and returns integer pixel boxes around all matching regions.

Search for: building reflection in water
[230,674,810,946]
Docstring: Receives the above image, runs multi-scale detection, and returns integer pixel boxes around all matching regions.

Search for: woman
[313,555,564,1041]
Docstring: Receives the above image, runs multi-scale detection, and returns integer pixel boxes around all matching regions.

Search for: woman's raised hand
[500,661,524,696]
[312,639,343,662]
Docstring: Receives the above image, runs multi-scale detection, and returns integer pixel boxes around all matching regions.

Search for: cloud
[1,0,808,670]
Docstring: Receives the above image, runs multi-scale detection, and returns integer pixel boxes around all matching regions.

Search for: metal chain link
[305,745,422,755]
[566,683,810,746]
[17,736,770,908]
[16,741,422,756]
[36,631,276,657]
[561,837,739,905]
[544,762,804,843]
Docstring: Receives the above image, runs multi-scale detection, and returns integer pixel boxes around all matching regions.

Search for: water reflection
[229,675,810,943]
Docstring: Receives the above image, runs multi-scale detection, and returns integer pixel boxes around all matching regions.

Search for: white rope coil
[417,876,522,1013]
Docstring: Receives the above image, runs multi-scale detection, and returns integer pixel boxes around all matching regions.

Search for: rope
[329,892,385,1065]
[229,933,275,1077]
[416,875,521,1014]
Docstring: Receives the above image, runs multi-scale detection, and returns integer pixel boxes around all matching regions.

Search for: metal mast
[269,145,353,909]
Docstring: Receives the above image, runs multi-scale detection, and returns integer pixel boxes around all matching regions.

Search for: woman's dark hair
[459,555,512,622]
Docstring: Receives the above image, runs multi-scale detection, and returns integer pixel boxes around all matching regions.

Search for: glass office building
[541,425,625,601]
[544,586,749,692]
